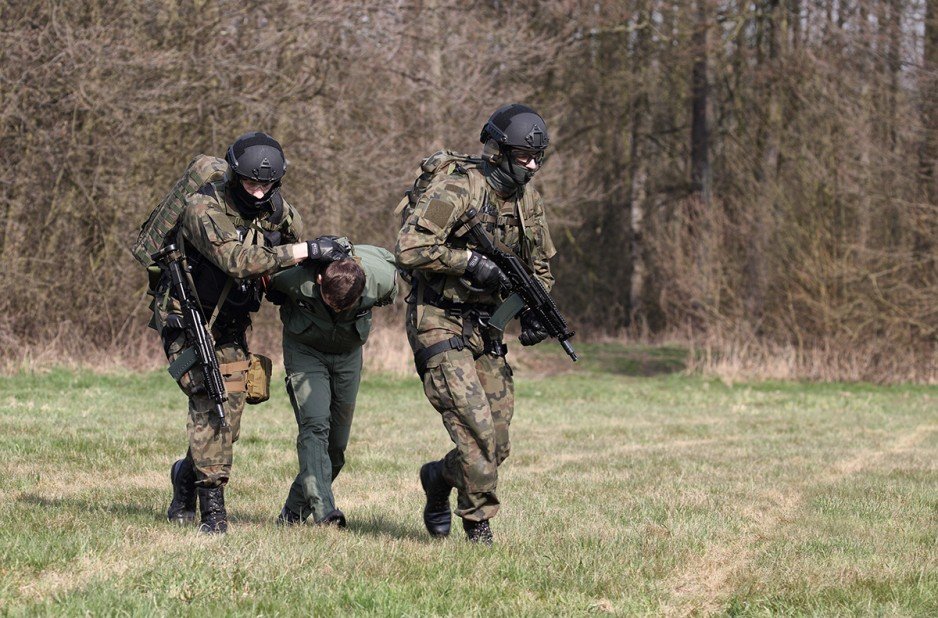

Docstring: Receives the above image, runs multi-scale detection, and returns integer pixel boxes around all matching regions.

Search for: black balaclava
[482,148,538,198]
[228,179,280,220]
[482,158,520,198]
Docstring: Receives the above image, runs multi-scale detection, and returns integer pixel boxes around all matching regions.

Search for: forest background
[1,0,935,383]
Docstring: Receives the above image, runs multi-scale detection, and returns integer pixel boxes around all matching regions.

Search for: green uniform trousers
[283,338,362,523]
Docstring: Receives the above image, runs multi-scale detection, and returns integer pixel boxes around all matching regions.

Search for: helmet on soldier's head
[226,132,287,183]
[225,132,287,216]
[480,104,550,151]
[479,104,549,189]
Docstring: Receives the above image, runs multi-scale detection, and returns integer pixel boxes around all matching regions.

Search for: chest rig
[160,180,287,331]
[409,168,536,378]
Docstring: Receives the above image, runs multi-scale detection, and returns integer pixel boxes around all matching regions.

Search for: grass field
[0,343,935,616]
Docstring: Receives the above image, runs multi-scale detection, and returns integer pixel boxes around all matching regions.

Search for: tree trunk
[691,0,711,205]
[917,0,938,256]
[628,8,651,329]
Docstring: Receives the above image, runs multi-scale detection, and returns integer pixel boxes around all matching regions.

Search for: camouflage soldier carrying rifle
[396,104,567,544]
[141,132,316,534]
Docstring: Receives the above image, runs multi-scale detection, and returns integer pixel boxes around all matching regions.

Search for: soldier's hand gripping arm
[306,236,350,263]
[180,200,308,279]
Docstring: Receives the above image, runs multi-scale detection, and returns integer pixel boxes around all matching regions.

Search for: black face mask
[482,159,523,199]
[229,178,280,220]
[503,153,538,186]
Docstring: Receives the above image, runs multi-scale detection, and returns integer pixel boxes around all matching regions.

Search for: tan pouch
[245,353,273,405]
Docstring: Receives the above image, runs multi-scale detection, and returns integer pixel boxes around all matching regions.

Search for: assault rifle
[458,206,578,362]
[152,244,229,427]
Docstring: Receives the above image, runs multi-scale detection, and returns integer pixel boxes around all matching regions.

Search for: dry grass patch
[0,355,934,615]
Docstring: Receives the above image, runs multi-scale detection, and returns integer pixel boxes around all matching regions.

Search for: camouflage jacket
[271,243,398,355]
[396,165,556,343]
[176,181,305,325]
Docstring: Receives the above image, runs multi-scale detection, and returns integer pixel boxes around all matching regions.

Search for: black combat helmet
[226,132,287,183]
[479,104,549,191]
[225,132,287,216]
[480,104,550,151]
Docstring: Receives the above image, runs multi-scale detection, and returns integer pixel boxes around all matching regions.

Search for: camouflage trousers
[407,304,515,522]
[155,305,248,488]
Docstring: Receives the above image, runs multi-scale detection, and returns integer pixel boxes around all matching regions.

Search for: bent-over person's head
[319,259,366,312]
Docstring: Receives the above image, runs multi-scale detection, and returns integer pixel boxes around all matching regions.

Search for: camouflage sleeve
[279,200,304,243]
[529,192,557,293]
[180,197,297,279]
[395,175,472,275]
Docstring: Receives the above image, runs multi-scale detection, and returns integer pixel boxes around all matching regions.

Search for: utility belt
[408,282,507,379]
[166,352,272,405]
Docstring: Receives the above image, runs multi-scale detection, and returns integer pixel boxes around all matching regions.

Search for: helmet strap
[482,139,503,165]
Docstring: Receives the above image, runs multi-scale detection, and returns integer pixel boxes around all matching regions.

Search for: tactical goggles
[240,179,274,193]
[511,149,546,166]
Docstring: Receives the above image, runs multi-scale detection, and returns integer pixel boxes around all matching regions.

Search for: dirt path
[661,424,937,617]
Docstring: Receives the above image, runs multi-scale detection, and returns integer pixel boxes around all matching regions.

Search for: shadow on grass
[350,513,431,542]
[16,492,275,526]
[18,492,166,521]
[17,493,441,539]
[516,342,689,377]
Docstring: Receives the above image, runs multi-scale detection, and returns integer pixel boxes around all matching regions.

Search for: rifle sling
[207,225,261,330]
[207,278,233,331]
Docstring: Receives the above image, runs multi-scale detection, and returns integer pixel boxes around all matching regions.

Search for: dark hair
[321,259,366,311]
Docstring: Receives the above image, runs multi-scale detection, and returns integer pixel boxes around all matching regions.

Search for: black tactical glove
[306,236,349,263]
[465,251,510,293]
[519,311,549,346]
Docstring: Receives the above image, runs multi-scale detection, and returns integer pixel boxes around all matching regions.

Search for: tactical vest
[161,180,293,326]
[415,165,538,307]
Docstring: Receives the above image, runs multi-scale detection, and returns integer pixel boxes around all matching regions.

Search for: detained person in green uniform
[154,132,312,534]
[269,237,398,527]
[396,104,557,544]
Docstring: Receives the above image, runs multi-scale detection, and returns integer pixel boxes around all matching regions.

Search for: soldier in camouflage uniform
[396,104,556,544]
[268,238,398,528]
[154,132,312,534]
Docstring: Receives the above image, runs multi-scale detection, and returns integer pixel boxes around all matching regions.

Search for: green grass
[0,347,935,616]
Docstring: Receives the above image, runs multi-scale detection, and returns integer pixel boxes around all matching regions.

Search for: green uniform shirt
[271,244,398,354]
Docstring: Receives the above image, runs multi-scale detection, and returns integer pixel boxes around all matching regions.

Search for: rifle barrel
[561,339,578,362]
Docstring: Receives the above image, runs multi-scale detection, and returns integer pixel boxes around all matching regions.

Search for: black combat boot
[167,458,197,525]
[462,519,493,545]
[197,486,228,534]
[276,505,306,526]
[318,508,347,528]
[420,460,452,537]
